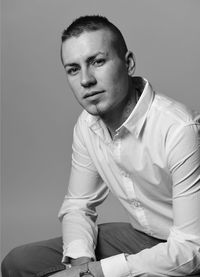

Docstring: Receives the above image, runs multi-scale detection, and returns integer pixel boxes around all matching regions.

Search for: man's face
[61,29,131,118]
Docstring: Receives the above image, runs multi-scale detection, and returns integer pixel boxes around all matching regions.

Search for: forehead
[62,29,116,63]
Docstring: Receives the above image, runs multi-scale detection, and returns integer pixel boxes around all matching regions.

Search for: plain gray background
[1,0,200,262]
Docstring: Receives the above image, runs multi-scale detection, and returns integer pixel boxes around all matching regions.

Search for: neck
[102,86,138,138]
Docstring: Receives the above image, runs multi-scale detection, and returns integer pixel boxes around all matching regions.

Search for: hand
[70,257,93,266]
[50,261,104,277]
[50,265,83,277]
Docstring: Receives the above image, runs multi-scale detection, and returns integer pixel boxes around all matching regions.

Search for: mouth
[84,90,105,99]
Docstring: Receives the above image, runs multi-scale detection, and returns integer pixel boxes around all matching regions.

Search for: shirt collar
[86,112,112,143]
[85,77,155,141]
[122,77,155,138]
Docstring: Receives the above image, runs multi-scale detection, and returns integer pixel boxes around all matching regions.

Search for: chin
[85,104,108,117]
[86,109,101,117]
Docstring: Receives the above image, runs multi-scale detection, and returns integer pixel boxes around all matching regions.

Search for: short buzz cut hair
[61,15,128,59]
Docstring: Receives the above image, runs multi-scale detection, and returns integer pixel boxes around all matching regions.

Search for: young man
[2,15,200,277]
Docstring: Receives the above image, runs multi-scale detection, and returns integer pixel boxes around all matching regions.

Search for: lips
[84,90,105,99]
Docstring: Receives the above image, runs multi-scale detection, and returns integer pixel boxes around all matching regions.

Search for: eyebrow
[63,51,108,68]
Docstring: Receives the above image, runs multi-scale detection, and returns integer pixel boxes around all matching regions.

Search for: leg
[1,223,161,277]
[95,222,165,259]
[1,237,65,277]
[2,223,197,277]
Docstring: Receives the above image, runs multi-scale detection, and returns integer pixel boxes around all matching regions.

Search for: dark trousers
[1,222,199,277]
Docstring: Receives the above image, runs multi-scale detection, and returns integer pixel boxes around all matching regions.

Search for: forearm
[61,212,98,262]
[59,174,109,261]
[98,229,200,277]
[50,261,104,277]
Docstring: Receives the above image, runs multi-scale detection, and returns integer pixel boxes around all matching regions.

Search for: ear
[125,51,136,77]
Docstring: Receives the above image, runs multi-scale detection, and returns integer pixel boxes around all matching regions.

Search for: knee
[98,222,116,236]
[98,223,118,242]
[1,245,29,277]
[96,223,126,259]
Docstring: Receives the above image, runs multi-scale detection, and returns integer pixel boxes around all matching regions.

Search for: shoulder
[152,93,199,125]
[146,93,200,147]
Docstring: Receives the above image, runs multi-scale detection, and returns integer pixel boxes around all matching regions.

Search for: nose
[81,68,97,88]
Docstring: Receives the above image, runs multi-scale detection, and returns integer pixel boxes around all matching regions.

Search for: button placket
[121,171,139,205]
[118,167,152,234]
[112,138,121,163]
[131,199,141,208]
[134,203,152,234]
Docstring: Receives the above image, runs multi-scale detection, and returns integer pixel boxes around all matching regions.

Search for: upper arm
[167,123,200,234]
[59,118,109,220]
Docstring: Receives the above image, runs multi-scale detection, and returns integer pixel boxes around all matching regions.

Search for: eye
[93,58,105,67]
[67,67,79,76]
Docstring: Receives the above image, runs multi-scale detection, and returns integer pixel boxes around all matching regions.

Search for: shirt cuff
[100,254,130,277]
[62,239,96,263]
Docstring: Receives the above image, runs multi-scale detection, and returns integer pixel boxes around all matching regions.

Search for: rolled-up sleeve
[58,117,109,262]
[101,123,200,276]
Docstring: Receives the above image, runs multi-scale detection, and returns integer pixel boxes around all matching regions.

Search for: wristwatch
[79,262,95,277]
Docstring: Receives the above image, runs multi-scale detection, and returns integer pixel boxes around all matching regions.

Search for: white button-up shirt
[58,78,200,276]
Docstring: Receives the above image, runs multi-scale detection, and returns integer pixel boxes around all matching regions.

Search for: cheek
[105,62,128,86]
[67,78,81,97]
[108,69,129,93]
[100,70,120,89]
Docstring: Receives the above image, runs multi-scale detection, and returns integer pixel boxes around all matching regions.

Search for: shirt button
[132,200,141,207]
[121,171,130,178]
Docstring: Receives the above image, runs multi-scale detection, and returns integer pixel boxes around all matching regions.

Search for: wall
[1,0,2,264]
[1,0,200,259]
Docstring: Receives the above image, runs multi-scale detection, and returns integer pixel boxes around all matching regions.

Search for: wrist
[80,263,95,277]
[70,256,93,266]
[88,261,104,277]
